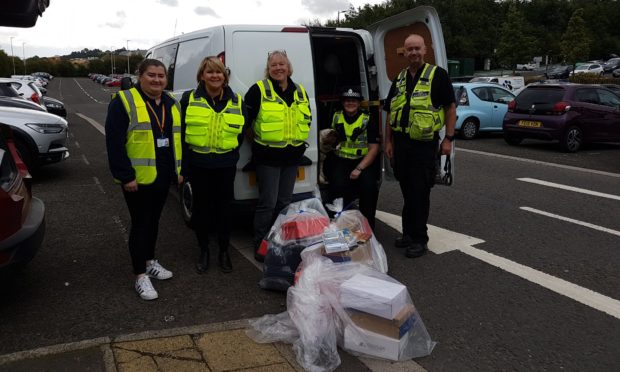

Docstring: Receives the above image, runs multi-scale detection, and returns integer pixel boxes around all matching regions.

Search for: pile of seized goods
[249,198,436,371]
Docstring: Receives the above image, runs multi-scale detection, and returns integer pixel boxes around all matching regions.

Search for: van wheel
[504,134,523,146]
[460,118,479,140]
[561,126,583,152]
[180,180,194,227]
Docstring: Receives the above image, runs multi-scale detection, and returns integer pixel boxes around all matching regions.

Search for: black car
[602,58,620,72]
[41,96,67,118]
[545,66,572,79]
[0,96,46,112]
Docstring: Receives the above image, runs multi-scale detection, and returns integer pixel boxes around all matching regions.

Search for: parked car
[0,78,44,108]
[602,58,620,72]
[600,84,620,96]
[453,83,515,139]
[0,123,45,272]
[570,64,604,76]
[41,96,67,118]
[0,106,69,170]
[545,65,572,79]
[503,84,620,152]
[0,96,47,112]
[516,62,537,71]
[613,68,620,78]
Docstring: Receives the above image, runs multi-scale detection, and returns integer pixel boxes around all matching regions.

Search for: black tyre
[14,138,36,173]
[504,134,523,146]
[180,180,194,227]
[460,118,479,140]
[561,126,583,152]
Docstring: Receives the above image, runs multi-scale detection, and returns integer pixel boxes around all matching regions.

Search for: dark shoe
[254,251,265,263]
[196,248,209,273]
[218,251,233,273]
[405,243,428,258]
[395,236,412,248]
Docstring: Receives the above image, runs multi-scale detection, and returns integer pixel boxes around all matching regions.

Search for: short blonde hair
[196,56,229,85]
[264,50,293,79]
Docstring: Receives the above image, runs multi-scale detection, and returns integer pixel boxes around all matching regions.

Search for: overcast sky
[0,0,385,59]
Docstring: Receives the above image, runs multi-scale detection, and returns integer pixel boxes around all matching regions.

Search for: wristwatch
[445,134,455,141]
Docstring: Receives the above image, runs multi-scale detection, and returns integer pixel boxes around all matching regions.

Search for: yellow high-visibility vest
[331,111,369,159]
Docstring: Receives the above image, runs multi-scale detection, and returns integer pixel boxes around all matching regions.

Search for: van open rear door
[368,6,454,185]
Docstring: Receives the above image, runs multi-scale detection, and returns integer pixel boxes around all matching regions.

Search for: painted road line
[76,112,105,135]
[520,206,620,237]
[72,78,106,104]
[458,148,620,178]
[375,210,620,320]
[81,154,90,165]
[517,178,620,201]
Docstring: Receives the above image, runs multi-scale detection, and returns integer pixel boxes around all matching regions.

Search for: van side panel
[226,28,318,201]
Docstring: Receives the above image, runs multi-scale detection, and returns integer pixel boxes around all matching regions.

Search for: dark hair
[137,59,167,77]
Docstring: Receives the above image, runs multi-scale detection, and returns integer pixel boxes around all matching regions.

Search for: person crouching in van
[105,59,182,301]
[324,86,380,229]
[180,56,246,273]
[244,50,312,261]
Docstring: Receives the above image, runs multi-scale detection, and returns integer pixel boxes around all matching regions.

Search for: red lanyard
[145,101,166,136]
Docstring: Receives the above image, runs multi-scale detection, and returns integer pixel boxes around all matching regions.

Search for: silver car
[0,106,69,170]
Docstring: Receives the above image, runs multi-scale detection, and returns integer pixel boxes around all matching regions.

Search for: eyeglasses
[268,49,287,57]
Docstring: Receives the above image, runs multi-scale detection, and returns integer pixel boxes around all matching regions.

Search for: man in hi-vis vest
[383,34,456,259]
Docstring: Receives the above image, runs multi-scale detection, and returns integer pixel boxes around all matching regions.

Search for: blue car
[453,83,515,139]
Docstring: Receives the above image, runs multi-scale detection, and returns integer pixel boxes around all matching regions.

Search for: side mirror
[120,77,133,90]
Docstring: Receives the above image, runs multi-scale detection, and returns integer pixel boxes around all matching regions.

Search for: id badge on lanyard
[146,101,169,148]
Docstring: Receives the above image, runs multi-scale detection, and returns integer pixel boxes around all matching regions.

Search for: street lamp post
[22,42,26,75]
[337,10,347,26]
[126,40,131,74]
[9,37,16,75]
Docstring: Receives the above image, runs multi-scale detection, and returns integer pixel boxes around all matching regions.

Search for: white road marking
[375,210,620,320]
[458,148,620,178]
[520,206,620,237]
[74,141,80,148]
[75,113,105,135]
[93,176,105,194]
[517,177,620,201]
[72,78,106,104]
[58,78,63,100]
[81,154,90,165]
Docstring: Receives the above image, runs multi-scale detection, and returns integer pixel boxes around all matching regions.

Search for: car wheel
[561,126,583,152]
[504,134,523,146]
[180,180,194,227]
[460,118,479,140]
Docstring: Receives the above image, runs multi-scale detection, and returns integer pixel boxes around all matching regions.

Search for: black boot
[218,247,232,273]
[196,247,209,273]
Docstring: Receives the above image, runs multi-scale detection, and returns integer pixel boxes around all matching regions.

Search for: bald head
[403,34,427,69]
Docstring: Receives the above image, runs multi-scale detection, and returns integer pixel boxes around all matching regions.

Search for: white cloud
[194,6,220,17]
[158,0,179,6]
[301,0,351,16]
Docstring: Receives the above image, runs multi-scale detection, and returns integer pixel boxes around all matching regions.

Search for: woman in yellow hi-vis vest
[180,57,246,274]
[244,50,311,261]
[324,86,381,229]
[105,59,183,301]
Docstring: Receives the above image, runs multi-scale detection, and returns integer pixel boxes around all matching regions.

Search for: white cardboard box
[339,273,407,319]
[344,324,407,361]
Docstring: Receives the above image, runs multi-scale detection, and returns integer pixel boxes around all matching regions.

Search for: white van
[146,6,448,209]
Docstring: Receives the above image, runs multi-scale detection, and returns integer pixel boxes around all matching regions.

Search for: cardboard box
[340,274,407,319]
[349,303,416,339]
[344,324,408,361]
[321,242,373,264]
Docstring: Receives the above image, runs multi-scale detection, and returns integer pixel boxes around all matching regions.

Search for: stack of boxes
[340,273,417,360]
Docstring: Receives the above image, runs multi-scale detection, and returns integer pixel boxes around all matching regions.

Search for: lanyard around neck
[145,101,166,136]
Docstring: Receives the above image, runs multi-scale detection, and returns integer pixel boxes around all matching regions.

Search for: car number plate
[518,120,542,128]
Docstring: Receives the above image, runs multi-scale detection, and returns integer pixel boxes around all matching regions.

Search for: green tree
[0,49,12,77]
[495,1,537,72]
[560,8,590,69]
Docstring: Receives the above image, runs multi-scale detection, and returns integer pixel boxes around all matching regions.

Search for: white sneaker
[146,259,173,280]
[135,276,158,300]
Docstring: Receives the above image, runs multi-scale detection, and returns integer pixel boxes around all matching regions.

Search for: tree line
[1,0,618,77]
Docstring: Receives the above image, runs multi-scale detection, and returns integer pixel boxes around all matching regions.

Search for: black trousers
[392,134,438,244]
[189,166,236,251]
[123,180,170,275]
[325,153,379,229]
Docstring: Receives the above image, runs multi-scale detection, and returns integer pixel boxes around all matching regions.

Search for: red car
[0,124,45,271]
[106,79,121,87]
[503,83,620,152]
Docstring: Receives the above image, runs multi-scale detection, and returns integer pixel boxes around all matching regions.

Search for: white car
[516,62,537,71]
[570,63,604,76]
[0,78,45,108]
[0,106,69,170]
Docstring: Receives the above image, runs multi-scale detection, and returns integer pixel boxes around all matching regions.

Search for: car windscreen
[514,87,565,114]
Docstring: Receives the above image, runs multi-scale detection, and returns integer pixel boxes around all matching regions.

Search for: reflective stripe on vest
[389,64,445,141]
[332,111,369,159]
[185,91,244,154]
[117,87,182,185]
[253,79,311,148]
